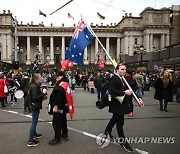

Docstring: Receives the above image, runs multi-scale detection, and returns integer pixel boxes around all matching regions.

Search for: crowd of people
[0,66,180,152]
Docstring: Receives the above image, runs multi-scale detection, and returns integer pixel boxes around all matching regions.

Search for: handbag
[114,95,125,104]
[4,80,8,93]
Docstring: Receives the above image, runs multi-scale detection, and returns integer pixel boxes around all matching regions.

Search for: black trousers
[52,113,68,140]
[105,113,125,139]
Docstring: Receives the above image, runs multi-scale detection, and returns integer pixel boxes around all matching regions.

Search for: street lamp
[134,44,147,66]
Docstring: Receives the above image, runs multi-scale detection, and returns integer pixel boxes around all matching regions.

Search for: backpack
[96,81,110,109]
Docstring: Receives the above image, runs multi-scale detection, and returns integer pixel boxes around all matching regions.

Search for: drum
[14,90,24,99]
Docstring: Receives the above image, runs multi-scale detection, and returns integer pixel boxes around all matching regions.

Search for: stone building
[0,7,173,70]
[170,5,180,45]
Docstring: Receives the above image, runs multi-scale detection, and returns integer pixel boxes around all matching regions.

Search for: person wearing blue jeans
[29,110,40,141]
[27,74,47,147]
[96,88,102,101]
[135,87,143,98]
[94,72,104,101]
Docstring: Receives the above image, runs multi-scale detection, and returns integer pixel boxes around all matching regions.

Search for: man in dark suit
[105,64,144,153]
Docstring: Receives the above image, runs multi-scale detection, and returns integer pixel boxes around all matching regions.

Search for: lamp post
[134,44,147,66]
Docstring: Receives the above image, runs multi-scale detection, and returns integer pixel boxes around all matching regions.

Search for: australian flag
[66,20,93,65]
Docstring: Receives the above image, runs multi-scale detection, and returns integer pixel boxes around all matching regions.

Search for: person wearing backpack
[104,64,144,153]
[48,71,69,145]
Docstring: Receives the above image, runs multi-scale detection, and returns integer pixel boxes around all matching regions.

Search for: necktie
[120,77,125,86]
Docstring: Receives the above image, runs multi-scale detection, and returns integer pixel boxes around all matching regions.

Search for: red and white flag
[98,55,104,68]
[44,62,50,67]
[61,60,74,71]
[60,82,74,119]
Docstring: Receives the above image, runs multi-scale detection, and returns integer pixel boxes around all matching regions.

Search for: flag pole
[81,15,141,107]
[81,15,113,64]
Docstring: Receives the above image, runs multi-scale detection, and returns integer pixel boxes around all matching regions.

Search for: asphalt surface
[0,87,180,154]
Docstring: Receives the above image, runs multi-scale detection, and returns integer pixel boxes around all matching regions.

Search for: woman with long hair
[154,70,173,112]
[27,74,47,147]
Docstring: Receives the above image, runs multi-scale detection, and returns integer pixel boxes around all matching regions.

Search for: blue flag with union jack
[32,57,38,70]
[66,20,93,65]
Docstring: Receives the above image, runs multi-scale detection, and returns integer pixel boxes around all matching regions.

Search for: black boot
[164,104,168,112]
[164,107,168,112]
[62,133,68,141]
[160,104,164,111]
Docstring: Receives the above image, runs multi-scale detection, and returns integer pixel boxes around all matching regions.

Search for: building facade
[0,7,172,69]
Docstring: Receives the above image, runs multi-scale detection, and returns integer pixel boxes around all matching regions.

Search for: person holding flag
[48,71,74,145]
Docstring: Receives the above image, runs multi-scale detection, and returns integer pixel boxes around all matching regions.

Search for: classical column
[2,34,7,60]
[91,44,94,63]
[95,38,98,61]
[38,36,43,63]
[26,36,31,65]
[84,47,88,64]
[161,34,165,49]
[106,37,110,64]
[149,34,153,52]
[124,36,128,55]
[145,34,150,52]
[7,34,12,61]
[121,38,124,55]
[50,36,54,65]
[129,36,133,56]
[61,36,65,60]
[116,37,120,60]
[166,34,169,46]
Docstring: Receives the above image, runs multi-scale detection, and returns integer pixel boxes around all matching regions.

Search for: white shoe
[12,103,17,106]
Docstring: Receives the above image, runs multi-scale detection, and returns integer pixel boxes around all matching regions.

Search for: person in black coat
[48,71,69,145]
[104,64,144,153]
[154,70,173,112]
[27,74,47,147]
[20,75,31,113]
[94,72,104,101]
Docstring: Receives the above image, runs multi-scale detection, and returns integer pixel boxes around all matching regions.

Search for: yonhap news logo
[112,137,175,144]
[96,133,111,148]
[96,133,175,148]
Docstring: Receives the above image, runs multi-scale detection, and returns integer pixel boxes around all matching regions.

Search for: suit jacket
[108,74,131,115]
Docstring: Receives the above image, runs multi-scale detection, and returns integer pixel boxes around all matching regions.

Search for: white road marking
[1,109,150,153]
[7,110,18,114]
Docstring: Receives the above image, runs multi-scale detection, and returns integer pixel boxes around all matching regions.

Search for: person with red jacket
[0,73,9,107]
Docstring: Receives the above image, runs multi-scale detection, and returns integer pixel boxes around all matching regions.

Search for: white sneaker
[11,103,17,106]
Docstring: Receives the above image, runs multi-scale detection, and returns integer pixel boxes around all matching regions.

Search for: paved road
[0,88,180,154]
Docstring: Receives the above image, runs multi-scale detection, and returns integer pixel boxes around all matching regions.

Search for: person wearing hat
[48,71,69,145]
